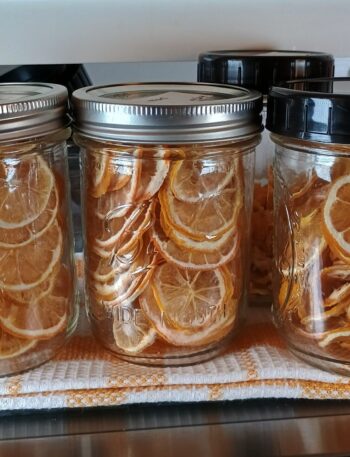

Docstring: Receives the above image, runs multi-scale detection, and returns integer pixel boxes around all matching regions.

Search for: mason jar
[0,83,78,376]
[73,82,262,366]
[198,51,334,304]
[267,77,350,375]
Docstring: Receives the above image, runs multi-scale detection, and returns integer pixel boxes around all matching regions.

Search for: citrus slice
[0,221,62,291]
[159,181,242,241]
[88,151,111,198]
[152,204,239,270]
[319,326,350,348]
[0,295,68,340]
[93,159,141,220]
[135,147,170,202]
[324,283,350,308]
[169,156,235,203]
[91,250,157,308]
[116,201,154,256]
[323,175,350,260]
[331,157,350,181]
[0,156,54,229]
[0,264,70,340]
[0,264,59,306]
[108,155,133,192]
[301,300,350,325]
[288,209,327,275]
[89,239,144,283]
[0,185,58,248]
[139,286,237,347]
[160,210,234,253]
[91,205,145,251]
[112,303,156,354]
[321,264,350,282]
[0,327,36,359]
[151,263,232,330]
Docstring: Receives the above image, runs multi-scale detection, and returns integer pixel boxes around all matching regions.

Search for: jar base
[95,333,234,367]
[289,344,350,377]
[0,332,69,378]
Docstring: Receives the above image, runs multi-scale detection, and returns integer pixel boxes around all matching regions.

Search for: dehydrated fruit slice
[152,204,239,270]
[151,263,232,330]
[112,303,156,354]
[323,175,350,260]
[0,264,71,340]
[159,180,242,241]
[0,185,58,248]
[134,147,170,202]
[169,156,235,203]
[0,156,54,229]
[0,221,62,291]
[0,328,36,359]
[139,286,237,347]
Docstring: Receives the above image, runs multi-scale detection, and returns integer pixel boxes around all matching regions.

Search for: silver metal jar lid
[0,83,69,142]
[72,82,263,144]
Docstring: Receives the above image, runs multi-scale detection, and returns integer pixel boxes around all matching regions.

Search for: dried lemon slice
[151,263,232,330]
[0,328,36,359]
[0,265,71,339]
[135,147,170,202]
[0,185,58,248]
[152,206,239,270]
[0,221,62,291]
[169,156,235,203]
[112,303,156,354]
[0,156,54,229]
[139,286,237,347]
[159,180,242,242]
[323,175,350,261]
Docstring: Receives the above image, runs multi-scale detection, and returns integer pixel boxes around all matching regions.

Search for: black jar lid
[266,77,350,144]
[197,51,334,94]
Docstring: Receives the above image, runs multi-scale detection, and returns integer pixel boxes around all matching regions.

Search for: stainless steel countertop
[1,400,350,456]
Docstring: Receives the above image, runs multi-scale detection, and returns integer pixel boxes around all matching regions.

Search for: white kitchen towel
[1,296,350,411]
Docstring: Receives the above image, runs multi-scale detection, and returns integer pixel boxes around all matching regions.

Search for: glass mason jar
[73,82,262,366]
[0,83,78,376]
[198,51,334,305]
[267,77,350,375]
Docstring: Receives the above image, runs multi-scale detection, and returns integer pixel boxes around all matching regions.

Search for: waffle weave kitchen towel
[1,295,350,410]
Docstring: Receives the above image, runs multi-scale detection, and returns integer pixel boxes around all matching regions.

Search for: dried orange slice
[88,151,111,198]
[112,303,156,354]
[91,205,145,251]
[116,200,154,257]
[288,209,327,275]
[0,264,59,306]
[152,205,239,270]
[160,210,234,253]
[0,221,62,291]
[151,263,232,330]
[135,147,170,202]
[323,175,350,261]
[169,156,235,203]
[0,296,67,340]
[0,265,70,340]
[319,326,350,348]
[0,156,54,229]
[0,185,58,248]
[108,155,133,192]
[139,286,237,347]
[0,328,36,359]
[93,159,141,220]
[159,180,241,241]
[331,157,350,181]
[91,250,157,308]
[301,300,350,325]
